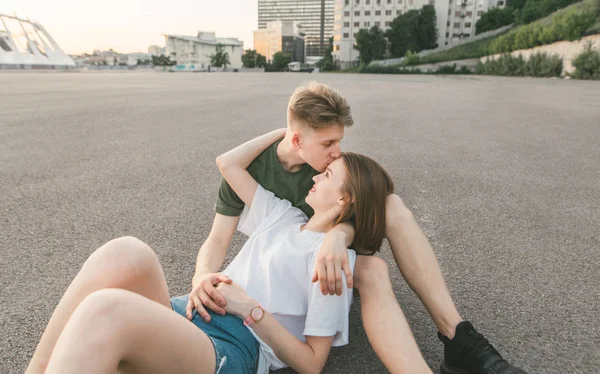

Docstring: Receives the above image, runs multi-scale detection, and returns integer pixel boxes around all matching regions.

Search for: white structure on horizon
[126,52,152,66]
[164,31,243,69]
[148,45,166,56]
[332,0,505,68]
[0,13,75,68]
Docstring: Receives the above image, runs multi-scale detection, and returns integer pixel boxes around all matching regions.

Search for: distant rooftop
[163,31,243,47]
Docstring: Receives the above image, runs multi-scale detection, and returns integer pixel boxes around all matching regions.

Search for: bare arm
[217,283,335,374]
[312,221,357,295]
[187,213,240,322]
[252,314,334,374]
[193,213,240,280]
[216,128,286,206]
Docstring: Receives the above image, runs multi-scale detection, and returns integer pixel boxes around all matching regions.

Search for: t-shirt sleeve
[237,184,292,237]
[215,177,245,217]
[303,249,357,346]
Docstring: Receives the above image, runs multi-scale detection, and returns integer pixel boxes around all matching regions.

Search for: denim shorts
[170,294,259,374]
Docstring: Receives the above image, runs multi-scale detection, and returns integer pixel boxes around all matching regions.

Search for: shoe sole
[440,362,472,374]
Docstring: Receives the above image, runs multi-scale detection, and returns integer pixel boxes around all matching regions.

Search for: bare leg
[355,256,432,374]
[45,288,215,374]
[26,236,172,374]
[385,194,463,338]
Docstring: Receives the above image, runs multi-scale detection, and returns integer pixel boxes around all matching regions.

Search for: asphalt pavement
[1,71,599,373]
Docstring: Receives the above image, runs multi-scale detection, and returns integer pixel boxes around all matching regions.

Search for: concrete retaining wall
[481,34,600,75]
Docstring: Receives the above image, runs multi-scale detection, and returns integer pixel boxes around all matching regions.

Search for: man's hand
[186,273,233,322]
[312,231,354,296]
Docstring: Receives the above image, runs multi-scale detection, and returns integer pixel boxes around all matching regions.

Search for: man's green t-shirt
[215,139,318,218]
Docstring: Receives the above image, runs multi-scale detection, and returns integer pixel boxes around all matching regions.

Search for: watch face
[251,307,264,321]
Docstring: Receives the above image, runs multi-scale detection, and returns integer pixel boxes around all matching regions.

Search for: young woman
[29,128,395,374]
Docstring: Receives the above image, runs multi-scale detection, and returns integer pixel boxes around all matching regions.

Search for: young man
[190,82,526,374]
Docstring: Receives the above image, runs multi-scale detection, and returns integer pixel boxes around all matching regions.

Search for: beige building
[254,21,305,63]
[164,31,243,70]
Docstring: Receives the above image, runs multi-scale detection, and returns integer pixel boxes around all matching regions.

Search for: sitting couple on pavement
[27,82,526,374]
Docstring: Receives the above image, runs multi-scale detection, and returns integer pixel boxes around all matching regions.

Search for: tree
[241,49,266,68]
[386,10,421,58]
[354,26,387,64]
[210,44,231,68]
[417,5,438,51]
[475,7,515,34]
[151,54,176,66]
[272,51,292,71]
[386,6,438,58]
[317,37,337,70]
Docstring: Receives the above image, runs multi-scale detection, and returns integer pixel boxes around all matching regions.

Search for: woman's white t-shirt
[222,185,356,373]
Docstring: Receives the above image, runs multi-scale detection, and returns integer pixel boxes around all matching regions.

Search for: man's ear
[291,131,301,149]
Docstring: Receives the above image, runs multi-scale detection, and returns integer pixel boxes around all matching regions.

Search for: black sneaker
[438,321,527,374]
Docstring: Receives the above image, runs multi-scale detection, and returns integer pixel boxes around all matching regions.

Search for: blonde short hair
[287,81,354,130]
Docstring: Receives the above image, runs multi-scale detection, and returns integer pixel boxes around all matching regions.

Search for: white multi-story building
[332,0,505,67]
[164,31,243,69]
[444,0,506,44]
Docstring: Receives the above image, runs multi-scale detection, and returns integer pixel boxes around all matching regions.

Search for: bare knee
[354,256,391,291]
[65,289,132,345]
[81,236,161,286]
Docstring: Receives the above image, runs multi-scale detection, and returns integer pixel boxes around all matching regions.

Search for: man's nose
[331,144,341,159]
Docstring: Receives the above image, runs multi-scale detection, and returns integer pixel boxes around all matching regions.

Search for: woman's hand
[215,282,257,319]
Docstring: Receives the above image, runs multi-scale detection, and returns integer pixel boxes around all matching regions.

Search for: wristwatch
[243,306,265,326]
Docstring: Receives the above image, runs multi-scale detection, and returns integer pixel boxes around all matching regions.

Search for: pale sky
[2,0,258,55]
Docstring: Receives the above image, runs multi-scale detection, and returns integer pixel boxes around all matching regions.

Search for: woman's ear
[337,194,353,206]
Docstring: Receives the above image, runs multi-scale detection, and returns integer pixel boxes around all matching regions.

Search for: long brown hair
[335,153,394,252]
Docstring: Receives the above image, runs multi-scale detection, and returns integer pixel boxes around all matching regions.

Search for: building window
[375,21,381,26]
[354,22,360,27]
[397,10,402,15]
[398,0,403,3]
[366,0,371,3]
[466,11,473,16]
[465,22,472,27]
[498,1,504,5]
[344,11,350,16]
[335,45,340,51]
[356,0,360,3]
[355,11,360,16]
[387,0,392,3]
[343,32,349,38]
[354,33,357,38]
[385,10,392,15]
[456,11,461,16]
[375,10,381,15]
[385,21,391,27]
[446,32,450,37]
[447,21,451,26]
[464,33,471,37]
[365,10,371,15]
[477,10,483,15]
[364,21,370,27]
[344,22,350,27]
[345,0,349,5]
[377,0,381,5]
[454,22,461,28]
[448,9,452,14]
